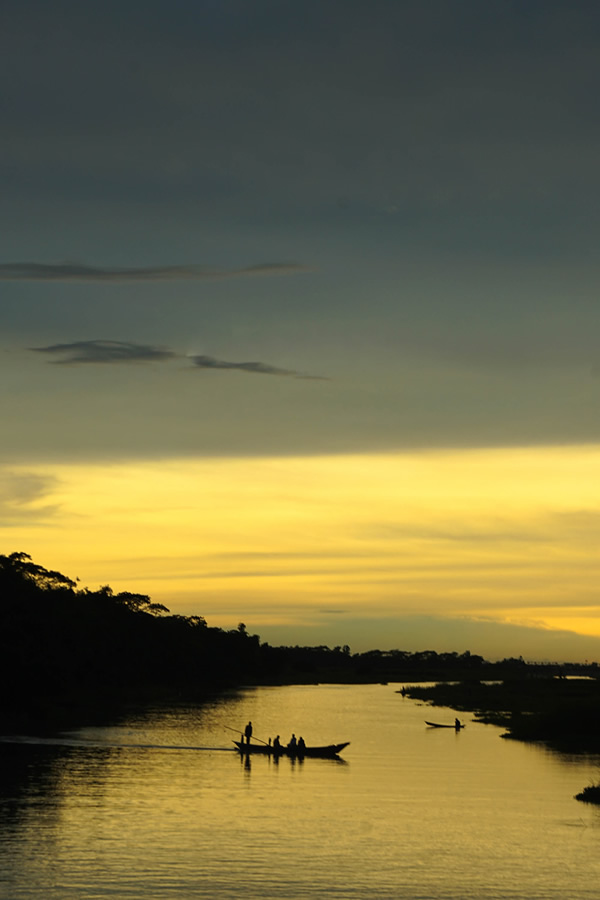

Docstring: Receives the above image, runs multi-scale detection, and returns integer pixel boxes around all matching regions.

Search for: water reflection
[0,743,64,833]
[1,685,599,900]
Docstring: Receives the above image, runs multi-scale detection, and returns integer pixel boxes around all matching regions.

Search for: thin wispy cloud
[29,340,328,380]
[189,354,328,380]
[30,340,178,365]
[0,470,60,523]
[0,261,309,282]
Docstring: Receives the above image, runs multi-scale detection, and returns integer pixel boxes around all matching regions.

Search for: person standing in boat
[244,721,253,745]
[273,735,281,751]
[455,718,462,730]
[288,733,297,751]
[297,736,306,754]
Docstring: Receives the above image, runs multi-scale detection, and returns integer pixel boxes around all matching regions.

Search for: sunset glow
[4,445,600,655]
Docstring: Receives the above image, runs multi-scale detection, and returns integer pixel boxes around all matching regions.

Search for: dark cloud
[0,262,309,282]
[189,354,328,380]
[29,341,327,380]
[30,340,177,364]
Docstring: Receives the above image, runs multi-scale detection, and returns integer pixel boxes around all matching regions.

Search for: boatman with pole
[244,721,253,745]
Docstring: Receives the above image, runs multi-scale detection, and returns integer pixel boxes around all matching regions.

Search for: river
[1,683,599,899]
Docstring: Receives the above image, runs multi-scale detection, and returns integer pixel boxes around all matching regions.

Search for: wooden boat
[234,740,349,758]
[425,721,465,729]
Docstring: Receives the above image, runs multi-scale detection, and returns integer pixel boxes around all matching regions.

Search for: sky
[2,0,600,661]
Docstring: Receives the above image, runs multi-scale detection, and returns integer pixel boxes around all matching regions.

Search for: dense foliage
[0,552,261,724]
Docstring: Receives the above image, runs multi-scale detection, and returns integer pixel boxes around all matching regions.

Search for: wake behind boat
[234,740,349,758]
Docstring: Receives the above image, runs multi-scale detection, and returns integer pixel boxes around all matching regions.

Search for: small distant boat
[234,741,349,758]
[425,721,465,730]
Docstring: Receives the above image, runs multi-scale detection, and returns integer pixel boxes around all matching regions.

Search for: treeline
[264,645,598,682]
[1,552,261,725]
[1,552,598,728]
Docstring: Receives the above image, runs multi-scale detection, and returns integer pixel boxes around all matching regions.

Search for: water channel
[1,683,599,899]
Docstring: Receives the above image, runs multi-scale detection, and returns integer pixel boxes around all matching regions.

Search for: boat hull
[234,740,349,758]
[425,721,465,729]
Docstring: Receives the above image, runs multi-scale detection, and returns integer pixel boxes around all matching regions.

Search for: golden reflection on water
[1,684,600,899]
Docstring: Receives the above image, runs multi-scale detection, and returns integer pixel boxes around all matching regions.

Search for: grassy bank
[406,677,600,748]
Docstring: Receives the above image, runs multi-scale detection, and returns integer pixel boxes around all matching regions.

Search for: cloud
[0,261,310,282]
[0,470,60,523]
[29,341,328,379]
[30,340,177,365]
[189,354,328,380]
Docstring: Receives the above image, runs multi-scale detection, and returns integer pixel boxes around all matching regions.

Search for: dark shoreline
[404,677,600,804]
[404,678,600,748]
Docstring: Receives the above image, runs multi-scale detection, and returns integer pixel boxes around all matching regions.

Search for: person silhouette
[244,721,253,745]
[288,733,297,751]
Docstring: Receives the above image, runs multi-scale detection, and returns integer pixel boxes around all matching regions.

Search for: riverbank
[405,677,600,749]
[405,677,600,804]
[575,783,600,803]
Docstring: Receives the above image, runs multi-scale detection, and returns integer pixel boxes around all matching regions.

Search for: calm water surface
[1,684,599,899]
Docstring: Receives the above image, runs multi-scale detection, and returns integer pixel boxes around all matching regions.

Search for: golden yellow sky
[3,444,600,658]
